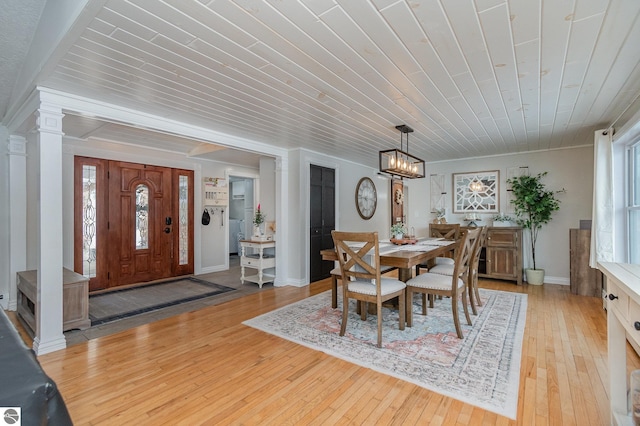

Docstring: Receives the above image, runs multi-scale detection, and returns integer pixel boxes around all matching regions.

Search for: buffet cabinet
[478,227,523,285]
[240,239,276,288]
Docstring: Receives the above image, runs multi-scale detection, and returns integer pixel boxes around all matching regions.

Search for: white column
[8,136,27,311]
[32,102,66,355]
[274,156,288,287]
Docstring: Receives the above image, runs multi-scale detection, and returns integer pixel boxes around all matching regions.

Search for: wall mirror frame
[453,170,499,213]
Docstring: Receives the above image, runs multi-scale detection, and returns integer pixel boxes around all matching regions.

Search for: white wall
[0,126,9,307]
[404,145,594,284]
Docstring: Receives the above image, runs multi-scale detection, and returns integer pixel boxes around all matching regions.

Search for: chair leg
[376,303,383,348]
[331,275,338,309]
[406,289,414,327]
[467,277,477,316]
[451,296,463,339]
[422,293,428,315]
[398,291,405,331]
[462,289,472,326]
[340,296,349,337]
[474,278,483,307]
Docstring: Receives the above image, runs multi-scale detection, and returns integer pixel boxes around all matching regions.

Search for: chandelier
[379,125,425,179]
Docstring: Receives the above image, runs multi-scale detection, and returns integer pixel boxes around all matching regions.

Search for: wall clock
[355,177,377,220]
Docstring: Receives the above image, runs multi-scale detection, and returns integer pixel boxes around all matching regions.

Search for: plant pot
[525,268,545,285]
[492,221,512,227]
[395,233,404,240]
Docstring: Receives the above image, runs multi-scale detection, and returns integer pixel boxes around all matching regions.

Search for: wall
[0,127,9,307]
[404,145,594,284]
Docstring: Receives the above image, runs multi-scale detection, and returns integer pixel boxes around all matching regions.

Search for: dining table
[320,238,457,283]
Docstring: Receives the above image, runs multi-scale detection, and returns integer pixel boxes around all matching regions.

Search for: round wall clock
[355,177,377,220]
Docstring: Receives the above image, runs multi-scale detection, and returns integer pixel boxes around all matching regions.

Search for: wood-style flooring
[9,277,640,425]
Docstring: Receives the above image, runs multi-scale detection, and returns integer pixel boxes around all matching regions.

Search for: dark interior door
[310,165,335,283]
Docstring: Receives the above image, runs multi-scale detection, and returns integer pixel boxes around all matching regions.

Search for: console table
[599,262,640,425]
[240,240,276,288]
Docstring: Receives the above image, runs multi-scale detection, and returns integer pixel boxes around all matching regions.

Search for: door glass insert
[82,165,97,278]
[135,184,149,249]
[178,175,189,265]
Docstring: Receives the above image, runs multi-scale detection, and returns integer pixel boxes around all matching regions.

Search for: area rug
[243,288,527,419]
[89,277,236,326]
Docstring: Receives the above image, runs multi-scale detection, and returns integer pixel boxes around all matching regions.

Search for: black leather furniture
[0,309,73,425]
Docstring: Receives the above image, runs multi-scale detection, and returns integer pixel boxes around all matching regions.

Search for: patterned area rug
[243,288,527,419]
[89,277,236,326]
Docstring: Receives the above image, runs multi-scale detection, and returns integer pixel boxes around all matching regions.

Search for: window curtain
[590,129,614,267]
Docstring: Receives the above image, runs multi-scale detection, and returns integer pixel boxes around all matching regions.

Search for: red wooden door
[108,161,174,287]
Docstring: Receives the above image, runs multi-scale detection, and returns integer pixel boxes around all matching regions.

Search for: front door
[74,157,194,290]
[108,161,174,286]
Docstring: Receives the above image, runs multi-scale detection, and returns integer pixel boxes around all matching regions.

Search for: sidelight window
[178,175,189,265]
[82,165,97,278]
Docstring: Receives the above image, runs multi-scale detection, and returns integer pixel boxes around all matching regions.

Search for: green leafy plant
[492,213,513,222]
[253,203,265,226]
[506,172,563,270]
[390,222,407,236]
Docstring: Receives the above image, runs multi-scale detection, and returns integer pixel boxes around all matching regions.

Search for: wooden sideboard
[17,268,91,333]
[599,262,640,425]
[477,227,523,285]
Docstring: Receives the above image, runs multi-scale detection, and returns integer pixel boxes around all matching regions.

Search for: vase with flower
[253,204,266,237]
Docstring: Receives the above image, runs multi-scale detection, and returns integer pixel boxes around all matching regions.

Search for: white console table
[599,262,640,425]
[240,239,275,288]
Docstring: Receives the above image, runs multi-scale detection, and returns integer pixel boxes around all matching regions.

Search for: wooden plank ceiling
[26,0,640,165]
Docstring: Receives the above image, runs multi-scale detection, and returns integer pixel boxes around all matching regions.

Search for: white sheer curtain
[590,129,615,267]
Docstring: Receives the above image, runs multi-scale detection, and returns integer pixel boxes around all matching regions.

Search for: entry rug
[243,289,527,419]
[90,277,236,326]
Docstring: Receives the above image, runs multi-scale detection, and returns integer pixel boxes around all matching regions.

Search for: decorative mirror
[453,170,499,213]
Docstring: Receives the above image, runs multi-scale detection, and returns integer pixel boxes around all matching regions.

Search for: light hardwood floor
[10,278,640,425]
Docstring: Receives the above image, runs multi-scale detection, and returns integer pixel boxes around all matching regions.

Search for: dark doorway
[309,165,335,283]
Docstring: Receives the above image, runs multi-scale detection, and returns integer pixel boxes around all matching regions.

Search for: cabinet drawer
[608,281,629,323]
[627,300,640,346]
[242,257,275,268]
[486,229,518,247]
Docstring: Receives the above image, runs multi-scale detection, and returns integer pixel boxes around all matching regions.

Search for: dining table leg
[398,267,413,282]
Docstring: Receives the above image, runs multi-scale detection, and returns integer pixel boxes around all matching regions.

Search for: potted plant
[253,203,266,237]
[506,172,562,285]
[492,212,514,227]
[390,222,407,240]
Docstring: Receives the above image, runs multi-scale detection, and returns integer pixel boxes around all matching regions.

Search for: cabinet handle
[608,294,619,301]
[635,322,640,331]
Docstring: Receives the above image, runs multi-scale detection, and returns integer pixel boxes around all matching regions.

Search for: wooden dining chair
[429,227,483,315]
[332,230,406,347]
[415,223,462,276]
[405,228,478,338]
[467,226,487,312]
[330,264,399,309]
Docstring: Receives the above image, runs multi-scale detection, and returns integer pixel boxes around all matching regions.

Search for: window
[82,165,97,278]
[629,142,640,264]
